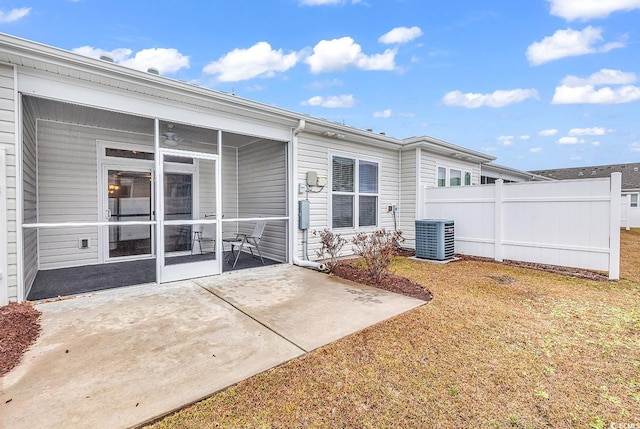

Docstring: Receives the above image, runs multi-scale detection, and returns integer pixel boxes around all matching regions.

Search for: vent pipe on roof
[99,54,114,63]
[147,67,160,75]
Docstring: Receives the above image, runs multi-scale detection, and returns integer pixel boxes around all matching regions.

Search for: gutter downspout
[290,120,325,271]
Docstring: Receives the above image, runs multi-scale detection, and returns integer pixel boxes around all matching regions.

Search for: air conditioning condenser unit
[415,219,455,261]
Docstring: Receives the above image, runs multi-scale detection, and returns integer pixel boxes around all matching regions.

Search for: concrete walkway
[0,265,425,429]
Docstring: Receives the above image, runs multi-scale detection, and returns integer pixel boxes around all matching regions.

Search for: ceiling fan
[162,123,181,147]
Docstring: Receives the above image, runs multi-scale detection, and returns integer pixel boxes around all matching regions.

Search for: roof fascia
[402,136,495,163]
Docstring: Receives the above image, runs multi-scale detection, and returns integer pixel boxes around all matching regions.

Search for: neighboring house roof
[482,162,552,182]
[0,32,495,164]
[530,163,640,190]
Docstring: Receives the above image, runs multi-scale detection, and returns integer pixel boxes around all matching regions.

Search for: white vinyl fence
[422,173,621,280]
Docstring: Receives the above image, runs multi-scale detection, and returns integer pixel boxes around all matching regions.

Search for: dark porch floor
[27,251,281,300]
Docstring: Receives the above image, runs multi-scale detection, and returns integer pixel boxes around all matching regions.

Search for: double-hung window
[631,194,638,208]
[332,155,379,229]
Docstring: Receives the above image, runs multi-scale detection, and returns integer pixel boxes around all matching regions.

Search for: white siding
[399,148,417,245]
[37,120,153,269]
[220,145,238,238]
[22,96,37,295]
[298,134,400,260]
[0,64,17,301]
[420,151,480,188]
[237,140,287,261]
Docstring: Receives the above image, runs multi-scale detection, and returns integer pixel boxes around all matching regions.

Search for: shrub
[313,229,347,272]
[352,229,403,282]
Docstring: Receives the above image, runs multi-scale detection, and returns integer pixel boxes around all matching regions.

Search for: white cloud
[568,127,608,136]
[0,7,30,22]
[497,135,515,146]
[530,147,543,153]
[552,84,640,104]
[373,109,392,118]
[558,136,585,144]
[305,37,396,73]
[203,42,298,82]
[539,129,559,136]
[442,88,539,108]
[629,142,640,152]
[301,94,355,108]
[548,0,640,21]
[378,26,423,45]
[73,46,189,74]
[561,69,637,86]
[526,27,625,66]
[553,68,640,104]
[73,46,132,62]
[299,0,360,5]
[519,135,531,140]
[120,48,190,74]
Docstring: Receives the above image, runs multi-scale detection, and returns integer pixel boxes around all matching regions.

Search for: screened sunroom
[21,96,290,300]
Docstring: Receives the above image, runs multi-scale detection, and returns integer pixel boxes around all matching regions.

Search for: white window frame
[631,193,639,208]
[436,165,473,187]
[329,152,381,231]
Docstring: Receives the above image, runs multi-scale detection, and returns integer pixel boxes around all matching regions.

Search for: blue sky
[1,0,639,171]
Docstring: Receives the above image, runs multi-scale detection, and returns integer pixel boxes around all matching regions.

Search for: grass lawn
[149,230,640,428]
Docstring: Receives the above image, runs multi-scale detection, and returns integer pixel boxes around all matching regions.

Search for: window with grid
[332,156,378,229]
[631,194,638,208]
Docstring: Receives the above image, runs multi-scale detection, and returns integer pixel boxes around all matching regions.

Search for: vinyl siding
[420,151,480,188]
[237,140,287,261]
[220,145,238,238]
[22,96,37,295]
[0,64,16,301]
[297,134,400,260]
[399,148,417,245]
[37,120,153,269]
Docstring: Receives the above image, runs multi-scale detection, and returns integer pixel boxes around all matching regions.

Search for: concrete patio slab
[197,265,426,351]
[1,265,426,429]
[1,281,304,429]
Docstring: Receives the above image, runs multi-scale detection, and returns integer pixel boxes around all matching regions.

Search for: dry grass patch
[149,230,640,429]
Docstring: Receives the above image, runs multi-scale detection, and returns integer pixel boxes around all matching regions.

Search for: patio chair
[191,223,216,255]
[223,220,266,268]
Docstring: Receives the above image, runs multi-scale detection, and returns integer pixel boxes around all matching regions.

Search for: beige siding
[22,96,37,295]
[0,64,17,301]
[298,134,400,260]
[399,148,417,245]
[37,120,153,269]
[420,151,481,188]
[237,140,287,261]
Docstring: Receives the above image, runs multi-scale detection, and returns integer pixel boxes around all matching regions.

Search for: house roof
[530,162,640,190]
[402,135,496,163]
[482,162,552,181]
[0,32,496,162]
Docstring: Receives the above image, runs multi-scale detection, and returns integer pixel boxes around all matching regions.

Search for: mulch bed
[456,254,611,281]
[332,261,433,302]
[0,302,41,377]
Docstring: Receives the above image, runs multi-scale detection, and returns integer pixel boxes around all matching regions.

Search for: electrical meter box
[298,200,310,230]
